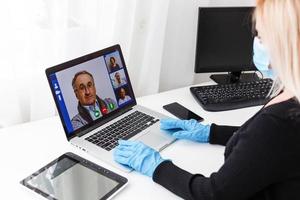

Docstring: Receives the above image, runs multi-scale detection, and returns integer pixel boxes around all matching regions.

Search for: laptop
[46,44,175,171]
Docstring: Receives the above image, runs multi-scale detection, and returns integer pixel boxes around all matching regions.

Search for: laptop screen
[47,45,136,137]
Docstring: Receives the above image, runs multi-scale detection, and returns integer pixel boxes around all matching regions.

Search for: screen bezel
[194,7,256,73]
[20,152,128,200]
[46,44,137,140]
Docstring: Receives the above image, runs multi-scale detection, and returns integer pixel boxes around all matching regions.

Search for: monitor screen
[48,46,135,136]
[195,7,255,73]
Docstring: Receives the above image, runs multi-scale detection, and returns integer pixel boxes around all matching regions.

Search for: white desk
[0,84,262,200]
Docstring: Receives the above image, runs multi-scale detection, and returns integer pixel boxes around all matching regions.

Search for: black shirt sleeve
[209,123,240,146]
[153,113,291,200]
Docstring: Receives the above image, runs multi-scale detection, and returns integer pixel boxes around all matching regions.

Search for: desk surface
[0,84,261,200]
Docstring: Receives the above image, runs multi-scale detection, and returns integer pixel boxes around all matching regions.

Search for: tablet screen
[21,154,127,200]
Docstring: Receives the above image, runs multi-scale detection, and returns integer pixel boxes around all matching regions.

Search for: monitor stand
[210,71,260,85]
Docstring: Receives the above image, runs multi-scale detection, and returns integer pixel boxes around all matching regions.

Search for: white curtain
[0,0,170,127]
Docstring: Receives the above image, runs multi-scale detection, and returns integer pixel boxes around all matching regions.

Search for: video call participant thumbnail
[71,71,117,130]
[109,56,121,72]
[112,71,127,88]
[118,87,132,105]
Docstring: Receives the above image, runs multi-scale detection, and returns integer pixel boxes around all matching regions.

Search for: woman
[109,56,121,72]
[114,0,300,199]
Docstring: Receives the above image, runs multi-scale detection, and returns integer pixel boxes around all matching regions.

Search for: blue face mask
[253,37,274,77]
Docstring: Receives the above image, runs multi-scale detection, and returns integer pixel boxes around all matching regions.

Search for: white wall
[159,0,255,92]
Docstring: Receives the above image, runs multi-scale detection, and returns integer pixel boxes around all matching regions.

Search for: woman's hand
[114,140,166,177]
[160,118,210,143]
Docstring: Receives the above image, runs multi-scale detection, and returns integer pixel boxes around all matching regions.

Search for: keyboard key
[123,129,142,140]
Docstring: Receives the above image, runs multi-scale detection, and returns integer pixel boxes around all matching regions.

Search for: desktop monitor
[195,7,257,84]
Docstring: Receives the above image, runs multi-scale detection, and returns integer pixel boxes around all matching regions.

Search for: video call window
[110,69,127,89]
[104,51,123,73]
[115,86,132,106]
[50,48,135,135]
[54,56,119,133]
[103,51,134,107]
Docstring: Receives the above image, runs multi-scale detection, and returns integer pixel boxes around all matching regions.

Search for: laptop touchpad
[136,131,170,151]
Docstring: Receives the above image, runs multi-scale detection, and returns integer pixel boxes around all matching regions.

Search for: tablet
[20,152,128,200]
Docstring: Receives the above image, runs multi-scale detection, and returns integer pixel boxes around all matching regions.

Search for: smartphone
[163,102,204,121]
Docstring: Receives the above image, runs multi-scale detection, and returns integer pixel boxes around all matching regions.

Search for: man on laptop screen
[71,70,117,130]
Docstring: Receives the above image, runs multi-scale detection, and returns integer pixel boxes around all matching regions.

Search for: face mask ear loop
[256,69,264,79]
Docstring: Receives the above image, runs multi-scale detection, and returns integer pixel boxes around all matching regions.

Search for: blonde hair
[254,0,300,101]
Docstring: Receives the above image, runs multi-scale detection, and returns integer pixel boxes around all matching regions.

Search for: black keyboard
[190,78,273,111]
[85,111,159,151]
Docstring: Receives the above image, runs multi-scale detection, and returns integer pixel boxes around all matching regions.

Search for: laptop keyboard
[85,111,159,151]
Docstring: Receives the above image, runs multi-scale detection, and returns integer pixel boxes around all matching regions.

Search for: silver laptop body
[46,45,175,171]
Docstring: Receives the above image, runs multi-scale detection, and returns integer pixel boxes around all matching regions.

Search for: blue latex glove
[160,118,210,142]
[113,140,166,177]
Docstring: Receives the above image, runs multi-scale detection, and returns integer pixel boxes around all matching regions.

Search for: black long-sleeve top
[153,98,300,200]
